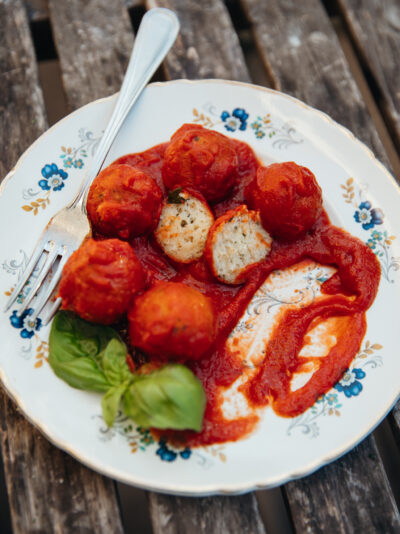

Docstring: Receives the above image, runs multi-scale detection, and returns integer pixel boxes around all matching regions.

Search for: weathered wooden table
[1,0,400,532]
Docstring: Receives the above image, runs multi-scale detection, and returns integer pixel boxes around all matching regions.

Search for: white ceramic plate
[1,80,399,496]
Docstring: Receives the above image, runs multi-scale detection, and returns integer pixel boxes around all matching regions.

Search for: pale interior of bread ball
[210,207,272,284]
[155,190,214,263]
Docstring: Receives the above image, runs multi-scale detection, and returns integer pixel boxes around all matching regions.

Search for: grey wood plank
[389,402,400,448]
[241,0,389,167]
[24,0,48,22]
[146,0,250,82]
[241,0,399,531]
[0,390,124,534]
[0,2,125,532]
[0,0,47,177]
[25,0,143,22]
[149,493,266,534]
[338,0,400,152]
[285,437,399,533]
[48,0,134,110]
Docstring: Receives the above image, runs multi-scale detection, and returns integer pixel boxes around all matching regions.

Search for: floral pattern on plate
[3,250,50,362]
[10,308,42,339]
[287,341,383,438]
[341,177,400,282]
[21,128,100,215]
[94,412,226,465]
[191,105,303,149]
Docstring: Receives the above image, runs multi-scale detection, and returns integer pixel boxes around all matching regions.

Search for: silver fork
[4,7,179,325]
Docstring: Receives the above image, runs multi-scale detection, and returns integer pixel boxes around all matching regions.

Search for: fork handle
[72,7,179,211]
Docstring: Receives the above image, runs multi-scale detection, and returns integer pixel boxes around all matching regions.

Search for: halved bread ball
[205,205,272,284]
[154,189,214,263]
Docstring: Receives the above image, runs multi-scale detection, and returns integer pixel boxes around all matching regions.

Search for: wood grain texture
[389,402,400,448]
[149,493,266,534]
[285,437,399,533]
[146,0,250,82]
[48,0,134,110]
[0,2,125,532]
[24,0,48,22]
[338,0,400,151]
[0,390,124,534]
[25,0,143,22]
[241,0,390,167]
[240,0,399,531]
[0,0,47,178]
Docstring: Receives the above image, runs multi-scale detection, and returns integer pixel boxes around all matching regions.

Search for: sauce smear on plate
[112,137,380,447]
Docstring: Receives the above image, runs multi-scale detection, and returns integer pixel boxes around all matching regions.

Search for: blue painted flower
[335,368,366,398]
[74,158,84,169]
[353,201,383,230]
[251,120,262,130]
[38,163,68,192]
[325,393,339,406]
[156,440,177,462]
[366,239,375,250]
[255,130,265,139]
[140,433,154,445]
[10,308,42,339]
[64,157,74,168]
[221,108,249,132]
[179,447,192,460]
[371,230,382,241]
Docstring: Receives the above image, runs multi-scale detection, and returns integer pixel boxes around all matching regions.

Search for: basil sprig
[49,311,206,431]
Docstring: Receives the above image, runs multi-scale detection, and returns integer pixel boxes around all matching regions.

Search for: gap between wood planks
[21,2,399,533]
[322,0,400,183]
[330,14,400,183]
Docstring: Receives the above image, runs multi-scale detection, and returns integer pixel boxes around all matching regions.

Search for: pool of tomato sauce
[113,139,380,447]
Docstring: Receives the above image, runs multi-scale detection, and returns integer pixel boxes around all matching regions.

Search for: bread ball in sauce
[205,205,273,284]
[129,282,215,361]
[247,161,322,240]
[162,124,239,203]
[86,164,163,240]
[155,189,214,264]
[59,238,145,325]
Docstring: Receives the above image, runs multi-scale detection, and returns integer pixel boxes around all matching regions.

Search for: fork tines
[5,240,67,325]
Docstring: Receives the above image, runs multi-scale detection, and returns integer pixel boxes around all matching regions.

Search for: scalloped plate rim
[1,79,399,496]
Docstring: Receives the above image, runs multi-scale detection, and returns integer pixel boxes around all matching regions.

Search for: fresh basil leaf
[167,187,185,204]
[50,311,119,362]
[102,338,133,387]
[51,356,113,392]
[101,384,127,427]
[49,313,206,432]
[122,364,206,431]
[49,311,127,393]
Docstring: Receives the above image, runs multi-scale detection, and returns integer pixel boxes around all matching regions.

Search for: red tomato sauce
[113,139,380,447]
